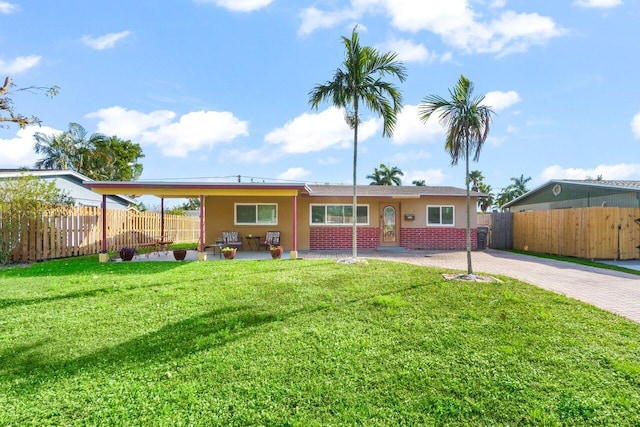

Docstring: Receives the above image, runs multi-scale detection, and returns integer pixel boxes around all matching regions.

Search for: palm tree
[496,187,513,210]
[418,75,495,276]
[33,132,75,170]
[366,168,384,185]
[477,182,494,213]
[367,163,404,185]
[32,123,145,181]
[34,122,102,174]
[469,170,484,192]
[309,27,406,260]
[509,174,531,198]
[412,179,426,186]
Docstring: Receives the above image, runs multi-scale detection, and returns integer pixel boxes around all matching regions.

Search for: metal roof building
[503,180,640,211]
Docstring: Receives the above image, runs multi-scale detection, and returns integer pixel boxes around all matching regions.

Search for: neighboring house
[84,181,485,251]
[503,180,640,212]
[0,169,135,210]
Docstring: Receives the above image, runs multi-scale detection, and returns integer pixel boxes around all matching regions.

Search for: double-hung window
[427,205,454,226]
[310,204,369,225]
[235,203,277,225]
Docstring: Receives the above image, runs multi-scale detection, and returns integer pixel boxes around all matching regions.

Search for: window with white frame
[427,205,454,226]
[235,203,278,225]
[310,204,369,225]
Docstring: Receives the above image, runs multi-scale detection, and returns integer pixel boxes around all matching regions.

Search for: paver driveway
[303,249,640,324]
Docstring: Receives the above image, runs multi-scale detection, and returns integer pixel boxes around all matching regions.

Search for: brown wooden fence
[512,207,640,260]
[2,206,200,262]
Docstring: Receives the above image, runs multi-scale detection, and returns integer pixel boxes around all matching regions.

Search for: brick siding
[310,227,378,250]
[401,227,477,250]
[310,226,477,250]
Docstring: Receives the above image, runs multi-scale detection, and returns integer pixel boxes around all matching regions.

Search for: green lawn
[1,256,639,426]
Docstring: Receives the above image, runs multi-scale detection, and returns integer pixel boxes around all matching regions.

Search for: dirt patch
[443,273,501,283]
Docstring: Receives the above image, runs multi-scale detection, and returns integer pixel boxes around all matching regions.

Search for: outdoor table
[245,235,261,251]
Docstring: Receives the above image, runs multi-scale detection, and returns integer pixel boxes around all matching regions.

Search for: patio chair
[259,231,280,250]
[220,230,243,250]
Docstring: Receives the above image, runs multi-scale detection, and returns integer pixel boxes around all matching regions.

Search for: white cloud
[318,156,342,165]
[220,146,283,165]
[86,106,249,158]
[277,167,311,181]
[0,55,41,74]
[403,169,446,185]
[0,1,18,14]
[388,149,432,164]
[265,107,379,154]
[87,106,175,139]
[392,104,445,145]
[81,31,132,50]
[482,90,521,111]
[573,0,622,8]
[540,164,640,181]
[196,0,273,12]
[300,1,565,56]
[0,126,61,168]
[486,135,507,147]
[299,7,359,35]
[631,111,640,139]
[487,11,563,56]
[376,37,450,63]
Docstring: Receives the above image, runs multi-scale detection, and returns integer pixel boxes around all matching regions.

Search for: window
[235,203,277,225]
[310,204,369,225]
[427,205,454,226]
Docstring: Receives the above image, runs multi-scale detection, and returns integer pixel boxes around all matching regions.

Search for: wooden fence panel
[1,206,200,262]
[513,207,640,260]
[491,212,513,250]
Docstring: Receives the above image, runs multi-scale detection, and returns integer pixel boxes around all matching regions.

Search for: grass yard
[1,256,639,426]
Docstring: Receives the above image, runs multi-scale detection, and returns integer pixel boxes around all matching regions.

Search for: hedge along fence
[1,206,200,262]
[513,207,640,260]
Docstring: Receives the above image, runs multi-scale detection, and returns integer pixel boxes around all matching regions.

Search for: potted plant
[269,245,283,259]
[221,247,237,259]
[119,247,136,261]
[173,249,187,260]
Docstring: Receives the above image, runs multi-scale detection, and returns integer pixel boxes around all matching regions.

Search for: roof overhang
[83,181,312,198]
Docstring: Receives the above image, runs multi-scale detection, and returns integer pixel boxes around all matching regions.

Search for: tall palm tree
[309,27,406,260]
[418,75,495,276]
[367,163,404,185]
[412,179,426,186]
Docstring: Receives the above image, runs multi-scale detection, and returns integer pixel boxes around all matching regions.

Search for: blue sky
[1,0,639,201]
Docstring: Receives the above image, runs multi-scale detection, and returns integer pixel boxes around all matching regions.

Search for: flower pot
[270,246,283,259]
[222,249,237,259]
[119,247,135,261]
[173,249,187,260]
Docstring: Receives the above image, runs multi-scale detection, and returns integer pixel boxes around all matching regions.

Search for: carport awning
[83,181,311,198]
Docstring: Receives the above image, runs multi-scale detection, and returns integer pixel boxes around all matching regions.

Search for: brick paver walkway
[300,249,640,324]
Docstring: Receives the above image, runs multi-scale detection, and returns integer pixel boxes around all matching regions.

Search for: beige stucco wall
[205,195,478,250]
[205,195,295,248]
[398,196,476,229]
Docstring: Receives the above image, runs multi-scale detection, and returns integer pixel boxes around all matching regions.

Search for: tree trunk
[352,99,359,260]
[465,142,473,275]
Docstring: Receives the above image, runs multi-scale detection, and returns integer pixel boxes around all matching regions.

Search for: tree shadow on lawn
[3,280,431,392]
[0,279,184,310]
[2,304,277,385]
